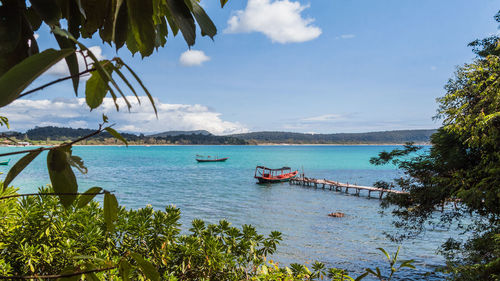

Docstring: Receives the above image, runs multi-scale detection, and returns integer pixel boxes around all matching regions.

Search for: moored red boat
[254,166,298,184]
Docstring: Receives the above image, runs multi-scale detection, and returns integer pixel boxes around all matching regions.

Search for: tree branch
[17,68,95,99]
[0,191,110,201]
[0,124,105,158]
[0,266,117,279]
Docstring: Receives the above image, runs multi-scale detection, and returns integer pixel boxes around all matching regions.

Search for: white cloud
[46,46,105,77]
[1,97,248,135]
[301,114,345,122]
[336,34,355,39]
[179,50,210,66]
[225,0,321,44]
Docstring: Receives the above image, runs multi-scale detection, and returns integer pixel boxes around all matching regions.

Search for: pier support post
[379,191,384,199]
[368,191,371,198]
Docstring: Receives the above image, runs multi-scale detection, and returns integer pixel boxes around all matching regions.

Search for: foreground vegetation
[0,185,415,280]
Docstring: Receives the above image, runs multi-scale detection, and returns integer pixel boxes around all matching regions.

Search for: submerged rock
[328,212,345,218]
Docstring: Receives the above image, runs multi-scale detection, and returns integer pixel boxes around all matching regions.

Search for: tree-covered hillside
[23,126,247,145]
[231,129,436,144]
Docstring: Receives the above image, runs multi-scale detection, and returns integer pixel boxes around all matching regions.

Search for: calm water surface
[0,145,447,280]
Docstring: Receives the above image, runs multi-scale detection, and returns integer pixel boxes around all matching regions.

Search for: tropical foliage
[370,10,500,281]
[0,185,416,280]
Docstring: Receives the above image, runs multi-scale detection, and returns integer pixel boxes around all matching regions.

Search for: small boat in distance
[0,159,10,165]
[254,166,298,184]
[196,155,229,162]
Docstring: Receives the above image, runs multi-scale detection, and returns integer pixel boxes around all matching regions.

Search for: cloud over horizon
[225,0,321,44]
[2,97,248,135]
[179,50,211,66]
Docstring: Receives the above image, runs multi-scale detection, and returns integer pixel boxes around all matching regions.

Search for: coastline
[0,142,431,147]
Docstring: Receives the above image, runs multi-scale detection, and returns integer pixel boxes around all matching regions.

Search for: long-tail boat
[254,166,298,184]
[196,155,228,162]
[0,159,10,165]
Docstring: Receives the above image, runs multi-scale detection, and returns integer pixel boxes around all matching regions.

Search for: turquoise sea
[0,145,448,280]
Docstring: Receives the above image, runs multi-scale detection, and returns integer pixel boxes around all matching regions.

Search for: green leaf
[30,0,62,25]
[112,64,140,104]
[47,147,78,207]
[52,27,126,111]
[354,272,369,281]
[399,259,416,269]
[67,155,87,174]
[76,0,87,19]
[377,247,391,263]
[105,127,128,146]
[220,0,228,8]
[25,7,42,31]
[130,253,160,281]
[85,70,109,109]
[84,273,101,281]
[3,150,41,191]
[165,0,196,46]
[113,1,129,50]
[76,186,103,208]
[54,35,79,95]
[0,48,74,107]
[79,0,108,38]
[126,0,155,57]
[120,60,157,116]
[119,259,132,281]
[104,192,118,232]
[185,0,217,39]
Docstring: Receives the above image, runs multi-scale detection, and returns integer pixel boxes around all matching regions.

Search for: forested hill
[6,127,437,145]
[230,129,437,144]
[22,126,247,145]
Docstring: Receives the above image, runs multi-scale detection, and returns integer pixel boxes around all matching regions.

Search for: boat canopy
[255,166,291,171]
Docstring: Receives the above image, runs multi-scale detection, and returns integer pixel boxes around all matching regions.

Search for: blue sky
[4,0,499,134]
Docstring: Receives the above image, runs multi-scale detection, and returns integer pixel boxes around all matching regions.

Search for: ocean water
[0,145,447,280]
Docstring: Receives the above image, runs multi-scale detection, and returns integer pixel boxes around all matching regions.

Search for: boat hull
[196,157,228,162]
[255,171,298,184]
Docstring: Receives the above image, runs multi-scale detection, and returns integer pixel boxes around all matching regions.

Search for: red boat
[254,166,298,184]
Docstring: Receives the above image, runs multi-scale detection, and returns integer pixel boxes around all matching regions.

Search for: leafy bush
[1,185,365,280]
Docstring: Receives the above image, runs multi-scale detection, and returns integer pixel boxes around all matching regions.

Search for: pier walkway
[289,177,407,199]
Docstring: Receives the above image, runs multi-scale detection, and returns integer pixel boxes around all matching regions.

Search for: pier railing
[289,177,407,199]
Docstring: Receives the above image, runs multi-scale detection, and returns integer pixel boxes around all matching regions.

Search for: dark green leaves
[0,48,74,107]
[104,192,119,232]
[3,150,42,191]
[126,0,156,57]
[47,146,78,207]
[29,0,61,25]
[118,259,132,281]
[54,35,79,95]
[105,127,128,146]
[165,0,196,46]
[220,0,229,8]
[130,253,160,281]
[77,186,103,208]
[185,0,217,39]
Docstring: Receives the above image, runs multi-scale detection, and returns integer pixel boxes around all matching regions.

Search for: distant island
[0,126,436,145]
[231,129,436,145]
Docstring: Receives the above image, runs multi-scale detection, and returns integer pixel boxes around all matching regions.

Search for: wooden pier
[289,177,407,199]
